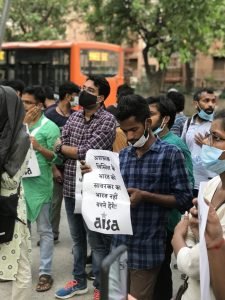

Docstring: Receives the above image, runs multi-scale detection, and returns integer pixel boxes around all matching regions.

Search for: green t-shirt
[161,131,194,232]
[22,114,60,222]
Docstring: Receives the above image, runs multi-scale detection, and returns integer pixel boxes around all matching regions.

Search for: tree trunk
[142,45,166,96]
[184,62,193,93]
[146,70,166,96]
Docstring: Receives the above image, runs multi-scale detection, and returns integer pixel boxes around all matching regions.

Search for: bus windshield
[80,49,119,77]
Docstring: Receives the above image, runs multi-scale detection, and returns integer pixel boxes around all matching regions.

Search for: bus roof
[1,40,122,51]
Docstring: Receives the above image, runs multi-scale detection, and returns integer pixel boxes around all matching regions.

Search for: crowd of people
[0,76,224,300]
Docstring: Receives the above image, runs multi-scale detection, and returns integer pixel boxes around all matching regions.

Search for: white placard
[23,149,41,178]
[198,181,211,300]
[82,149,133,235]
[74,160,83,214]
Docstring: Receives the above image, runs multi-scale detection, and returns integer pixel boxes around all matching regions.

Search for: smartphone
[100,245,128,300]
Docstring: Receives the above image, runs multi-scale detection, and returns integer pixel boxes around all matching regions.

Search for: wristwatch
[55,143,63,154]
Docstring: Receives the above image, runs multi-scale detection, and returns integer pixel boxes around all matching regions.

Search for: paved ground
[0,204,183,299]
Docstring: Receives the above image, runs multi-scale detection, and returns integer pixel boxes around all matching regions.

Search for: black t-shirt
[44,105,73,130]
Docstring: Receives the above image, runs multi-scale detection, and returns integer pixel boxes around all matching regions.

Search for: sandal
[36,274,53,292]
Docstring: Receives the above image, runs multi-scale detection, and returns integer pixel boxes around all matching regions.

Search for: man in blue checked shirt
[112,94,193,300]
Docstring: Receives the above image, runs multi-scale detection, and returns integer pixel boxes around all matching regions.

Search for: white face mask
[128,129,149,148]
[152,118,166,136]
[70,96,79,107]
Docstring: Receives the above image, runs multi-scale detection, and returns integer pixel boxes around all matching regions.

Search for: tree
[77,0,225,94]
[0,0,73,41]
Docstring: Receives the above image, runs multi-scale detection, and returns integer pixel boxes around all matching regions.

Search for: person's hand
[128,295,137,300]
[52,166,63,184]
[174,213,189,239]
[127,188,143,207]
[80,161,92,174]
[204,199,223,249]
[30,136,42,151]
[194,133,206,146]
[24,106,40,124]
[189,198,199,240]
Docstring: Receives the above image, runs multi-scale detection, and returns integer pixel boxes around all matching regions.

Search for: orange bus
[0,40,124,106]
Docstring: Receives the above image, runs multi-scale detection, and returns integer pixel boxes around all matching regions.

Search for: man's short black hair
[43,86,54,99]
[117,84,134,102]
[0,79,25,96]
[59,81,80,100]
[146,96,176,129]
[23,86,46,104]
[193,88,214,102]
[117,94,150,124]
[86,75,110,100]
[167,91,185,113]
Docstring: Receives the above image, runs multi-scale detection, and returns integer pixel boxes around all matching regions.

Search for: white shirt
[181,115,216,189]
[177,176,225,300]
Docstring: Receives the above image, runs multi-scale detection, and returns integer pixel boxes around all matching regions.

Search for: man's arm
[128,149,192,211]
[61,118,116,160]
[61,145,78,159]
[127,188,176,208]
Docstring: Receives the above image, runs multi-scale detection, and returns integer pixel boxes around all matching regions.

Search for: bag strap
[186,117,192,133]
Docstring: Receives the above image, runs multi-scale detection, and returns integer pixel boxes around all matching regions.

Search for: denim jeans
[87,230,112,289]
[36,203,54,276]
[64,197,87,280]
[51,180,63,239]
[64,197,112,288]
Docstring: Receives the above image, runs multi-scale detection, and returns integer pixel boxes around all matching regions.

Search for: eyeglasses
[205,132,225,144]
[22,100,36,105]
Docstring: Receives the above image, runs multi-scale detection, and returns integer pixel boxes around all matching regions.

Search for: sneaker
[87,270,95,281]
[93,288,100,300]
[55,279,88,299]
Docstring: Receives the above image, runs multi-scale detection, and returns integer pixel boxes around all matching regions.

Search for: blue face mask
[153,127,163,135]
[152,118,166,136]
[201,144,225,175]
[198,109,214,121]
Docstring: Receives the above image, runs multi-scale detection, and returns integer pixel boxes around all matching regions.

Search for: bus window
[80,49,119,77]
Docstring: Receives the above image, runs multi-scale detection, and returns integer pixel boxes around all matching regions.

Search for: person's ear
[193,100,199,110]
[146,117,152,127]
[163,116,170,126]
[97,95,104,103]
[37,102,44,110]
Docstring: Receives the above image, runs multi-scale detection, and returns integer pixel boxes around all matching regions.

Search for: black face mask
[79,90,98,108]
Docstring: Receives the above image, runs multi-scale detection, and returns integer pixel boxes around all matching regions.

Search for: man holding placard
[22,86,60,292]
[54,76,116,300]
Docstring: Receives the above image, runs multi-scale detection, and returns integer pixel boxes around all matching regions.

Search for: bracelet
[207,238,225,250]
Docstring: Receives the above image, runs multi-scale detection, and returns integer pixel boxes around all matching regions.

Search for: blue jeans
[87,229,112,289]
[36,203,54,276]
[64,197,112,289]
[64,197,87,280]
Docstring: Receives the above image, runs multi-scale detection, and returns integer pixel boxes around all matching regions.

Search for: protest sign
[82,149,133,235]
[74,160,82,214]
[198,181,211,300]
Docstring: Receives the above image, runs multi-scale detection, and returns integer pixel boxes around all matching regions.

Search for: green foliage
[1,0,72,41]
[77,0,225,70]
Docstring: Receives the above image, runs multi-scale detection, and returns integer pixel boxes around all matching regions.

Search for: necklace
[57,105,70,117]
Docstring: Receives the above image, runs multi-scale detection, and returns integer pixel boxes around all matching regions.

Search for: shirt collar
[78,105,105,121]
[128,137,162,155]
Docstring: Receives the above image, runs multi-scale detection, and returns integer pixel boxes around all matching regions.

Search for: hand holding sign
[82,149,133,235]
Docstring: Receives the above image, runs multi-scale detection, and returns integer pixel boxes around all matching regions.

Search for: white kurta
[0,153,32,280]
[177,176,225,300]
